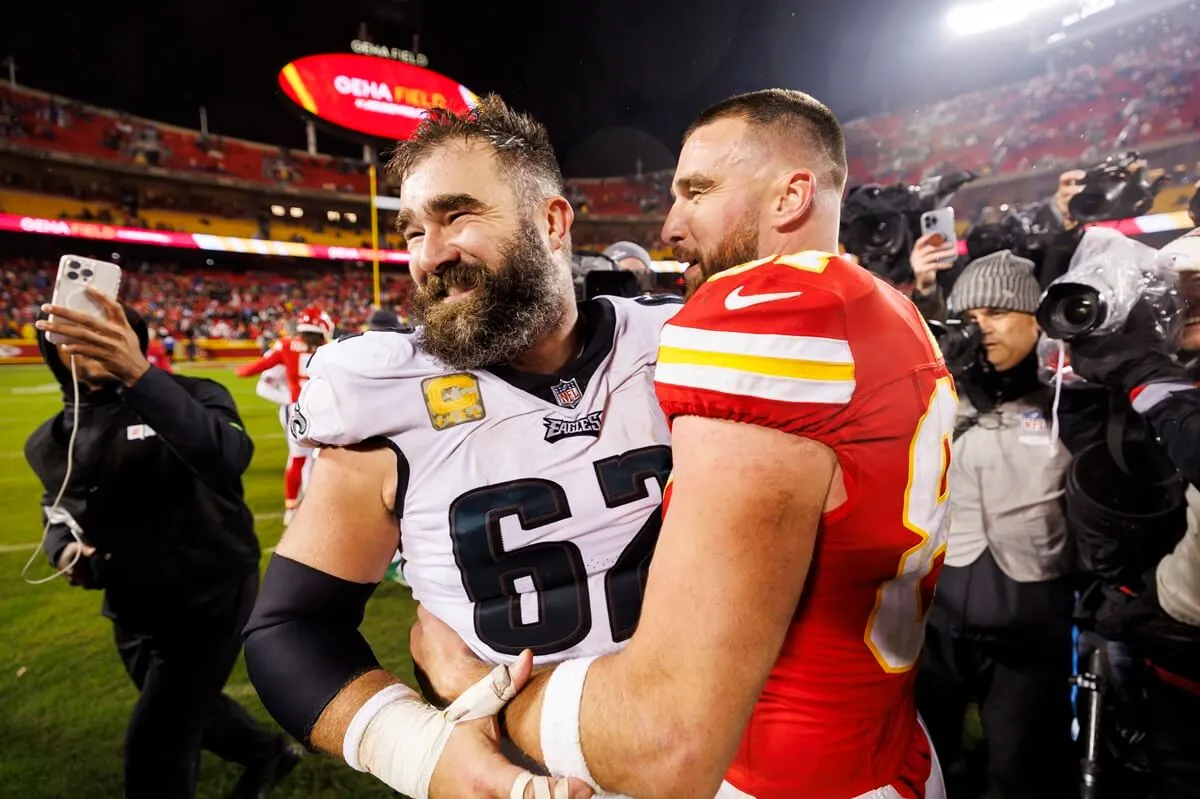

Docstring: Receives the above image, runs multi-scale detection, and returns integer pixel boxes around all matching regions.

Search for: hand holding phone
[919,208,959,255]
[38,257,150,387]
[45,256,123,345]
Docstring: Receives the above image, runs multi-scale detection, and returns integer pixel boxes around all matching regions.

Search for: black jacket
[24,311,260,628]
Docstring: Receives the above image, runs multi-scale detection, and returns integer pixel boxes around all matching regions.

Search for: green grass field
[0,362,416,798]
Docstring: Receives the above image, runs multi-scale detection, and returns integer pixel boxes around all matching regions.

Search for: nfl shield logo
[551,378,584,409]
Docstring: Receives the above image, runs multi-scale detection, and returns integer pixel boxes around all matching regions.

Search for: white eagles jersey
[291,295,682,665]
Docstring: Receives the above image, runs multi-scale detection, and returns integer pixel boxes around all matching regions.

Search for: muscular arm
[502,415,836,797]
[245,442,402,753]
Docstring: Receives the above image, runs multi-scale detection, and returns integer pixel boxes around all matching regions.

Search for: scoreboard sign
[278,53,479,141]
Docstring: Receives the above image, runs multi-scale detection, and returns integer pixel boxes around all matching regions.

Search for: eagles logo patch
[543,411,604,443]
[422,373,486,431]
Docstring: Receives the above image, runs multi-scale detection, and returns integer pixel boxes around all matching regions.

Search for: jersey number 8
[865,376,958,673]
[449,446,671,657]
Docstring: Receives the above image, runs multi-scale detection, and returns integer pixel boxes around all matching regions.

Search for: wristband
[540,656,601,792]
[344,663,526,799]
[344,682,452,799]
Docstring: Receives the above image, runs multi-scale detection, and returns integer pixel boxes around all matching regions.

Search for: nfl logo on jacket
[550,377,583,408]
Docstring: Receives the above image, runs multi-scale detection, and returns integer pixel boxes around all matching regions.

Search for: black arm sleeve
[120,368,254,487]
[1141,388,1200,487]
[244,554,381,747]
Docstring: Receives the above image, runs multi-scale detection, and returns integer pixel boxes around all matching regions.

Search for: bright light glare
[946,0,1077,36]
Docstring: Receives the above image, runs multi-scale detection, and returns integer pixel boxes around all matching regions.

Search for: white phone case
[920,208,958,251]
[46,256,123,345]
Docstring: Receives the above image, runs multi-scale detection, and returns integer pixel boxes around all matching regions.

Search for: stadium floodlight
[946,0,1078,36]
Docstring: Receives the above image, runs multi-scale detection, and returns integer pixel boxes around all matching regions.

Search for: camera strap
[1106,393,1133,476]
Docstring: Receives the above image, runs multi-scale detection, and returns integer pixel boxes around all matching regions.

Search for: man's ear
[545,196,575,255]
[770,170,816,231]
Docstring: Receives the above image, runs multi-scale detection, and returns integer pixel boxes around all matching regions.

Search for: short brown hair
[386,94,564,207]
[686,89,847,191]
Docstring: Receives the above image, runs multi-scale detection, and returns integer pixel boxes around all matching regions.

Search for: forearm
[505,654,729,798]
[310,668,403,754]
[121,367,253,483]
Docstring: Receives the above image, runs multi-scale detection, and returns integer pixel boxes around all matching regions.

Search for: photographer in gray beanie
[915,249,1077,799]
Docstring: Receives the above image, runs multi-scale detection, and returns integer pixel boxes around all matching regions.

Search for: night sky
[1,0,1042,176]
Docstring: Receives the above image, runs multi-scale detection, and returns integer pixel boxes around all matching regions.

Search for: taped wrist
[540,656,602,792]
[342,683,453,799]
[344,661,526,799]
[243,554,380,746]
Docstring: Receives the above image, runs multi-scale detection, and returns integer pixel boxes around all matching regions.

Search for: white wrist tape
[342,664,524,799]
[540,656,601,792]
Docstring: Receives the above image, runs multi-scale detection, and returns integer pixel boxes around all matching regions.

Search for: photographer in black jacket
[27,287,299,799]
[1048,228,1200,799]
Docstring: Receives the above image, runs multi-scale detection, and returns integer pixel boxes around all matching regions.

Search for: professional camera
[841,171,976,282]
[1036,228,1183,343]
[1069,151,1170,224]
[964,203,1052,262]
[927,318,982,375]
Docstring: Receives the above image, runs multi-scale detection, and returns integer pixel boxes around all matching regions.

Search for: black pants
[916,624,1075,799]
[113,571,279,799]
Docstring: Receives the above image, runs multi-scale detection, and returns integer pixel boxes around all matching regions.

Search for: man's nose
[661,201,688,246]
[413,229,460,281]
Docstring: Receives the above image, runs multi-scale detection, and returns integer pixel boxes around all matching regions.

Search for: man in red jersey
[236,306,332,523]
[408,90,956,799]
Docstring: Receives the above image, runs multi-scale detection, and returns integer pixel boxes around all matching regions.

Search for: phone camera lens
[67,271,79,280]
[68,260,80,270]
[81,268,94,278]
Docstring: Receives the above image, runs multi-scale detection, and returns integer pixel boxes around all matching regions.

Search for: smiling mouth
[443,286,476,302]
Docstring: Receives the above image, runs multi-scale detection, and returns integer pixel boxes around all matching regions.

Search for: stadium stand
[845,8,1200,186]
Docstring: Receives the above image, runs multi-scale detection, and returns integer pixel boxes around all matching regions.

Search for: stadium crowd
[0,255,414,343]
[845,8,1200,185]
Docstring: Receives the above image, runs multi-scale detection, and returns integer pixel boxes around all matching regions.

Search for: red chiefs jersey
[655,252,956,799]
[236,336,318,402]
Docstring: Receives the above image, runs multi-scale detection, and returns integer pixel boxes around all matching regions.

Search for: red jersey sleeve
[236,342,283,377]
[655,252,868,449]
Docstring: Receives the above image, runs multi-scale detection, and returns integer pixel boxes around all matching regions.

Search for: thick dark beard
[674,213,759,299]
[411,221,568,370]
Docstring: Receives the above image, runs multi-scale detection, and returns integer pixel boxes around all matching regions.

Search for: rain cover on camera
[1036,334,1087,387]
[1046,226,1184,344]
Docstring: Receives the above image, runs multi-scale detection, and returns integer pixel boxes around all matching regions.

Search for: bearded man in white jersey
[243,95,681,799]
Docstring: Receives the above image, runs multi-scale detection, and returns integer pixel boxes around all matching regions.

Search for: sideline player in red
[410,90,957,799]
[236,306,332,524]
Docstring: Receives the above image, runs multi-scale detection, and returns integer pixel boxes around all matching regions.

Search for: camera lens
[68,260,80,270]
[1037,283,1106,340]
[81,268,94,278]
[67,271,79,281]
[1061,296,1096,327]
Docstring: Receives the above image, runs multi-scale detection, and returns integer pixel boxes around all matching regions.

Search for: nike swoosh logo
[723,286,804,310]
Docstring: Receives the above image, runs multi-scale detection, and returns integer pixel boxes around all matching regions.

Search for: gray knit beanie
[947,250,1041,316]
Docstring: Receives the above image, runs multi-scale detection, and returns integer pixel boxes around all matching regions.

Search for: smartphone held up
[45,255,123,345]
